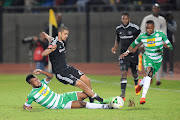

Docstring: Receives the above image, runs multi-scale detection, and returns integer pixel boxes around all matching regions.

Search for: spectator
[44,13,64,38]
[33,32,49,70]
[163,11,177,77]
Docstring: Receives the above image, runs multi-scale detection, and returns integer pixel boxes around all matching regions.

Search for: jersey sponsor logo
[147,38,156,47]
[120,35,133,39]
[39,87,49,97]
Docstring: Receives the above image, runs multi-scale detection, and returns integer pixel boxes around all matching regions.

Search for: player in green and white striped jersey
[23,69,111,110]
[120,20,173,104]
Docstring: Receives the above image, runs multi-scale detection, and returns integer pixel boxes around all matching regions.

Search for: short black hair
[146,20,154,25]
[26,74,35,84]
[58,26,69,32]
[121,12,129,17]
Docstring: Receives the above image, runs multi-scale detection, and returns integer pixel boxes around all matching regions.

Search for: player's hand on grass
[111,47,117,54]
[33,69,42,74]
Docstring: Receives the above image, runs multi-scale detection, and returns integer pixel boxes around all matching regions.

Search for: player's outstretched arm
[23,104,32,110]
[33,69,53,82]
[42,44,57,56]
[111,37,119,54]
[42,32,54,43]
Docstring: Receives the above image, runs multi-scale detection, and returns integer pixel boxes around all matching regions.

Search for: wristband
[125,50,130,54]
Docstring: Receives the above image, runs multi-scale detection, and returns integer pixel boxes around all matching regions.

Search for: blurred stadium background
[0,0,179,78]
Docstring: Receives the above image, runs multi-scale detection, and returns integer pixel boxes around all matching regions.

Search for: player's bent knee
[75,80,87,90]
[79,101,86,108]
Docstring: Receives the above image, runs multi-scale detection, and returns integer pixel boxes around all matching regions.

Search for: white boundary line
[91,79,180,92]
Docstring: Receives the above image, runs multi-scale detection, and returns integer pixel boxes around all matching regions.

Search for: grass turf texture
[0,74,180,120]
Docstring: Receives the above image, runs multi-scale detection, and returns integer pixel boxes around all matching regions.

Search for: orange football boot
[135,79,142,95]
[140,98,146,104]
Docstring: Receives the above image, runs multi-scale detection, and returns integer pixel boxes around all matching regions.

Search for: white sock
[139,77,145,86]
[91,93,97,98]
[142,76,151,98]
[85,102,107,109]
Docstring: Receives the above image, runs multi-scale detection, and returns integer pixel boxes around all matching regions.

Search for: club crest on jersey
[128,31,132,35]
[155,33,159,37]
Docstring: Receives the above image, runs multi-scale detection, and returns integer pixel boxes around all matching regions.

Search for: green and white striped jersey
[130,30,172,63]
[24,79,76,109]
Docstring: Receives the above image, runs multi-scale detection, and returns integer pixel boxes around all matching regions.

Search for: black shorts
[119,55,138,73]
[55,65,84,86]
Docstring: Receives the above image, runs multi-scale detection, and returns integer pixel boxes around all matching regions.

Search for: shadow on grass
[125,107,149,111]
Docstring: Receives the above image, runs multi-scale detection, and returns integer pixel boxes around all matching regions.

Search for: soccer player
[42,26,108,103]
[140,3,167,85]
[120,20,173,104]
[23,69,111,110]
[111,12,140,101]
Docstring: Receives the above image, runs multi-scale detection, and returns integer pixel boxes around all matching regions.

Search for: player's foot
[135,79,142,95]
[120,94,126,101]
[140,98,146,104]
[101,97,114,104]
[156,81,161,86]
[102,103,113,109]
[169,71,174,77]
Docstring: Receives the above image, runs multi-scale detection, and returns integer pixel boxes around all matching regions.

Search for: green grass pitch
[0,74,180,120]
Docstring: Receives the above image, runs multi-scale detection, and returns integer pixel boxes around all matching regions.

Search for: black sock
[89,97,94,103]
[92,93,103,102]
[120,78,127,96]
[134,75,139,85]
[121,83,126,96]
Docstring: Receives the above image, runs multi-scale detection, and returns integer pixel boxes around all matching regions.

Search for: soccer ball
[110,96,124,109]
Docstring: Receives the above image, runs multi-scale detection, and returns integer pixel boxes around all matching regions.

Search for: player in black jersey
[42,26,110,103]
[111,12,141,101]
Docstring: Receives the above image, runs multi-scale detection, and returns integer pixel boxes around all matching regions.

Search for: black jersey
[116,22,140,55]
[49,37,68,73]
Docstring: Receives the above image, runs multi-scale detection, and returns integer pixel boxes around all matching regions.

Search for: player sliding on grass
[23,69,111,110]
[120,20,173,104]
[42,26,110,103]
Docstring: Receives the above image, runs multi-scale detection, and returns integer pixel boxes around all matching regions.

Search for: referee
[111,12,141,101]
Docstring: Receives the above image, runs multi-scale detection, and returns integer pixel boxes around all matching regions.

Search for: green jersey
[130,30,173,63]
[24,79,78,109]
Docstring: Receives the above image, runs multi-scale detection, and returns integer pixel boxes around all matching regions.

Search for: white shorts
[63,101,73,109]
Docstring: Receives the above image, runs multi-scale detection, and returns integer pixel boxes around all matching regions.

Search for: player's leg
[130,55,139,86]
[68,65,92,89]
[162,48,168,77]
[76,91,88,101]
[130,59,139,95]
[169,48,174,77]
[156,66,162,85]
[79,75,95,102]
[137,54,154,104]
[75,80,104,103]
[119,57,130,101]
[120,70,128,101]
[70,101,110,109]
[68,65,94,102]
